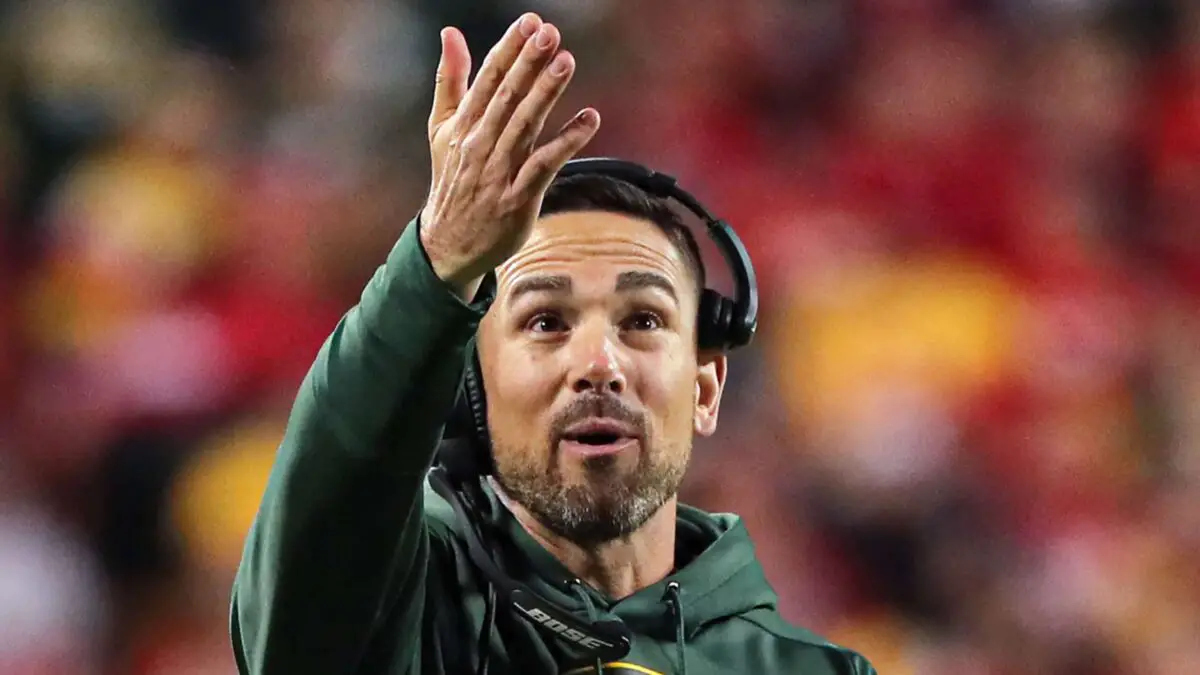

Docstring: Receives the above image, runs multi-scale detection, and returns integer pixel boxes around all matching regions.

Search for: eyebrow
[508,275,572,307]
[506,271,680,307]
[615,270,678,305]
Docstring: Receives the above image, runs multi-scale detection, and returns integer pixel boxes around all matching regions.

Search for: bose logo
[518,606,613,651]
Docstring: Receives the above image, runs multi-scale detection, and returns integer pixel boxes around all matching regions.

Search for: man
[231,13,877,675]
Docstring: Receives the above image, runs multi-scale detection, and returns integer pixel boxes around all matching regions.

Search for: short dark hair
[540,174,707,293]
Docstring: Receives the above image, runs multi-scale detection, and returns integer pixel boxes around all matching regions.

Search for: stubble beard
[493,438,689,548]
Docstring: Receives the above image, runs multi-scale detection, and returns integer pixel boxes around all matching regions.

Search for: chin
[494,439,687,539]
[548,489,669,546]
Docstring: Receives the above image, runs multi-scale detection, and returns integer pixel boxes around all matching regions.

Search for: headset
[427,157,759,673]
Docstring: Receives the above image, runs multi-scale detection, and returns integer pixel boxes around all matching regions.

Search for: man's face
[478,210,727,546]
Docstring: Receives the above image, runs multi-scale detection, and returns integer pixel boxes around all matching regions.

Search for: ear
[694,351,728,437]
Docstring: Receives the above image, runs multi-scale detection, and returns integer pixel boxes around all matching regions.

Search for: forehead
[494,210,693,297]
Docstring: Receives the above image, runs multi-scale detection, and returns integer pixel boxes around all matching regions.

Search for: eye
[623,311,664,332]
[526,312,568,334]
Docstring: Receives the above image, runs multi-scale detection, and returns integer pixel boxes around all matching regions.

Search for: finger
[429,27,472,137]
[512,108,600,199]
[456,13,542,129]
[473,23,561,154]
[492,49,575,161]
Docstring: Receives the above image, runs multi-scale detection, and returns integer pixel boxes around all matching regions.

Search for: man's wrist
[417,210,486,301]
[414,213,488,305]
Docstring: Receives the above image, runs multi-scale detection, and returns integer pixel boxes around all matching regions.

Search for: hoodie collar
[480,484,779,641]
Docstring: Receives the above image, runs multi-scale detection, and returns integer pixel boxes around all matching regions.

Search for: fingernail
[536,25,554,49]
[518,14,539,37]
[577,109,596,126]
[551,52,571,75]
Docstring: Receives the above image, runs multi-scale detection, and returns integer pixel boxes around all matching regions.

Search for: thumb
[429,27,471,138]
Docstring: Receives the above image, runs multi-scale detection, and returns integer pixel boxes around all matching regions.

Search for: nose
[568,322,627,395]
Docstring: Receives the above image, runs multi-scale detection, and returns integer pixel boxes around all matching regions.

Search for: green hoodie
[231,219,877,675]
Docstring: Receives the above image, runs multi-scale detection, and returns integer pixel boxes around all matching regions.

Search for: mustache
[549,394,646,440]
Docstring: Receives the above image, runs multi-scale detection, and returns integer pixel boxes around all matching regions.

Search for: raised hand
[419,14,600,297]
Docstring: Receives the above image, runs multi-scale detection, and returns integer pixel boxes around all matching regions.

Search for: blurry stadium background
[1,0,1199,673]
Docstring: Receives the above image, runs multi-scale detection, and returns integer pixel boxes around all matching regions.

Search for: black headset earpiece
[430,157,758,667]
[697,288,732,353]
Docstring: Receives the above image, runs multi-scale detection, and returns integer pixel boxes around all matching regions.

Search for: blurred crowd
[1,0,1198,673]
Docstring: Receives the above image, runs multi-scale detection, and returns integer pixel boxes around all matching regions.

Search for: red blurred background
[1,1,1198,673]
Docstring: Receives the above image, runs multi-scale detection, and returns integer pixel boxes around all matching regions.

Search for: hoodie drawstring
[568,579,605,675]
[475,583,497,675]
[663,581,688,675]
[566,578,689,675]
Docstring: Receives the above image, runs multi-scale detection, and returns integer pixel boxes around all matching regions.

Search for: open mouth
[558,418,638,457]
[564,431,624,446]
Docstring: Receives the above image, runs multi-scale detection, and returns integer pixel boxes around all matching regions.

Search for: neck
[494,483,678,600]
